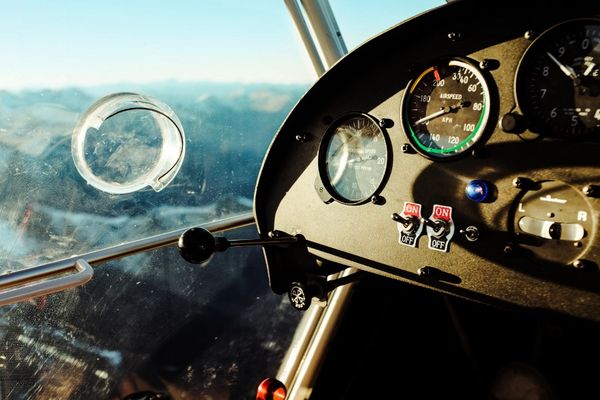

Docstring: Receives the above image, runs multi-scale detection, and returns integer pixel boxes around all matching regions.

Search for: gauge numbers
[319,114,389,204]
[402,59,492,160]
[516,19,600,138]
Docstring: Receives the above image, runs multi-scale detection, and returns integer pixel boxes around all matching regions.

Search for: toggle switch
[425,204,455,252]
[421,217,448,237]
[392,213,419,233]
[394,202,424,248]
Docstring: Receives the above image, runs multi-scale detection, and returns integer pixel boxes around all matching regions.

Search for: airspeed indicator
[401,59,492,160]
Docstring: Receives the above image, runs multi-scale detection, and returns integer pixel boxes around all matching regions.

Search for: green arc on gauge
[405,102,486,154]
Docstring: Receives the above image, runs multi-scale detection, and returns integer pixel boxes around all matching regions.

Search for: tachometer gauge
[402,59,492,160]
[515,19,600,138]
[319,113,390,204]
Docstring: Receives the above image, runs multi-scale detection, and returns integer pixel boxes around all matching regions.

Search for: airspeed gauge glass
[319,113,389,204]
[402,59,492,159]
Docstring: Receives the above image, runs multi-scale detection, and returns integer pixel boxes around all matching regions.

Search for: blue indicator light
[465,180,490,203]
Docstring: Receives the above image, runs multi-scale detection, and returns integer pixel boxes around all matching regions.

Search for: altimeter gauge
[318,113,390,204]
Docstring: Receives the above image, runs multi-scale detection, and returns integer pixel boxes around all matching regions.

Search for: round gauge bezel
[514,18,600,139]
[400,57,493,161]
[317,112,392,205]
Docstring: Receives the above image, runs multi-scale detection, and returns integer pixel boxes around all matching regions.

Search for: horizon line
[0,78,314,93]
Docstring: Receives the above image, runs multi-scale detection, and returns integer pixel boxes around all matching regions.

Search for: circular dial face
[516,19,600,138]
[320,114,389,204]
[402,59,491,159]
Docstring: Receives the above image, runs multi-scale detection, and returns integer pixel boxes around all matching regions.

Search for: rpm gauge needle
[546,52,578,80]
[415,101,467,125]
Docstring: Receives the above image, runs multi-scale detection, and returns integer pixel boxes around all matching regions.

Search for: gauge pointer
[329,129,360,159]
[348,154,377,164]
[583,61,596,76]
[546,52,578,80]
[415,101,467,125]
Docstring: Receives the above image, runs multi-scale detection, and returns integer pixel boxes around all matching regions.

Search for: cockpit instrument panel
[254,0,600,321]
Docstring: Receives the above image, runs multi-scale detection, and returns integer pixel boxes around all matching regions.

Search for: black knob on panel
[178,227,216,264]
[500,113,527,134]
[548,223,562,240]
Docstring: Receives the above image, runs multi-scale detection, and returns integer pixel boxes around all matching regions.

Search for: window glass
[0,2,312,270]
[0,228,303,399]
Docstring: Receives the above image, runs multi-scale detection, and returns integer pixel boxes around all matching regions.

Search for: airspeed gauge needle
[414,101,467,125]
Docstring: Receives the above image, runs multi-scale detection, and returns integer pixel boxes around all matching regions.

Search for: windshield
[0,1,312,269]
[0,1,442,398]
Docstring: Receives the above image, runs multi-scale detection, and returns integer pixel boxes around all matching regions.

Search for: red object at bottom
[256,378,287,400]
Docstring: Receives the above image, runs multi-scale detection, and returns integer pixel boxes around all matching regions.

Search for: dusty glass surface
[85,109,164,183]
[0,228,302,399]
[0,1,311,270]
[0,83,307,270]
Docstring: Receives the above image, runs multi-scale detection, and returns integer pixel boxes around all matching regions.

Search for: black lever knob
[178,227,219,264]
[178,227,300,264]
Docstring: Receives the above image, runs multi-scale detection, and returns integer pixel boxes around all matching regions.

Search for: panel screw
[295,133,309,142]
[582,185,599,198]
[478,59,500,71]
[513,177,533,189]
[371,195,384,205]
[503,244,514,255]
[448,32,461,42]
[418,266,435,278]
[524,30,535,40]
[572,259,586,269]
[401,143,414,154]
[379,118,393,129]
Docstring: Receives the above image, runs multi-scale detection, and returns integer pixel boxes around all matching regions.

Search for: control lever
[392,212,419,232]
[421,217,448,237]
[178,227,300,264]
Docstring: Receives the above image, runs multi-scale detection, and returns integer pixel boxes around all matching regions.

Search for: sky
[0,0,443,90]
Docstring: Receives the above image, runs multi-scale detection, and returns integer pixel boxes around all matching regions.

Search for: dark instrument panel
[254,0,600,321]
